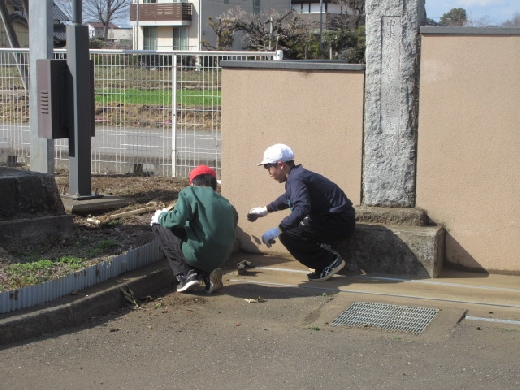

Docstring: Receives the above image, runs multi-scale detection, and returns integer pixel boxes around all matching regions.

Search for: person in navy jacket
[247,144,355,281]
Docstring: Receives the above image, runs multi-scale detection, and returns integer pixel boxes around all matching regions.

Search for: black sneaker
[307,255,345,281]
[179,269,200,292]
[203,268,223,294]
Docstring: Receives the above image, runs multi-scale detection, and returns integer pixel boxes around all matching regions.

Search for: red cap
[189,164,217,183]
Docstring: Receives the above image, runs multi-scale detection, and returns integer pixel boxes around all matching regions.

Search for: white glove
[150,208,169,226]
[247,206,268,222]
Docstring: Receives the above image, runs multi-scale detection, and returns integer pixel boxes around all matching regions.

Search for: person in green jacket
[151,165,238,294]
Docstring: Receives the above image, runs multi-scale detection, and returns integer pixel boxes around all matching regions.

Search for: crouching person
[248,144,355,282]
[151,165,238,294]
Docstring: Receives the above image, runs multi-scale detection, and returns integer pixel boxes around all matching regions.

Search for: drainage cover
[331,302,438,334]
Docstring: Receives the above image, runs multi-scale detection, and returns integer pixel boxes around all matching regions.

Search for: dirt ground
[0,173,190,279]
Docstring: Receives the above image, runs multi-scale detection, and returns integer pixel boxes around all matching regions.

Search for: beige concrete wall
[221,63,364,254]
[221,30,519,274]
[417,32,520,273]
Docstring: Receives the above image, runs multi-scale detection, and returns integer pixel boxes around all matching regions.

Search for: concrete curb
[0,261,173,346]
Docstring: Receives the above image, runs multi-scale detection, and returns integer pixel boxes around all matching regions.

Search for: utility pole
[29,0,54,173]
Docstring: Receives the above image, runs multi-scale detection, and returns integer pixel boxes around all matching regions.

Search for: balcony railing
[130,3,192,23]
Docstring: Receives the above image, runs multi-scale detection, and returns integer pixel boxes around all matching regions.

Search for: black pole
[72,0,82,25]
[67,0,98,198]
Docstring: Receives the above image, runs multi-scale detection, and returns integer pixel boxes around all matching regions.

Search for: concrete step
[338,223,444,278]
[355,206,431,226]
[325,207,446,278]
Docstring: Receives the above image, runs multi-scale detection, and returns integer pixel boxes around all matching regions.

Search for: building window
[143,27,157,50]
[143,0,157,4]
[253,0,260,15]
[173,26,188,50]
[224,0,229,4]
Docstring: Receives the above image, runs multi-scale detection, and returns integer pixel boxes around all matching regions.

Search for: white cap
[257,144,295,165]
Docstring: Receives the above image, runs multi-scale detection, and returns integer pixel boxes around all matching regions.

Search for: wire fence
[0,48,282,178]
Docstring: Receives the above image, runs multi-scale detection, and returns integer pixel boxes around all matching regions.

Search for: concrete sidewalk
[229,253,520,326]
[1,252,520,346]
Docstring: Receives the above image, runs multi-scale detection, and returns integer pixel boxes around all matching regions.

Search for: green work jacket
[158,186,237,272]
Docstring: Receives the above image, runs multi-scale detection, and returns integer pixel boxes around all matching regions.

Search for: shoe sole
[309,259,345,282]
[206,268,223,294]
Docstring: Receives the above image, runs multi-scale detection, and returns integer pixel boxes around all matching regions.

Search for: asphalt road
[1,255,519,390]
[0,124,221,161]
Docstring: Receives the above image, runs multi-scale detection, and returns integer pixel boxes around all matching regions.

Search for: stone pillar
[29,0,54,174]
[363,0,425,207]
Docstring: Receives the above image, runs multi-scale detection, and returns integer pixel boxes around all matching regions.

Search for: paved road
[0,124,221,161]
[0,254,519,390]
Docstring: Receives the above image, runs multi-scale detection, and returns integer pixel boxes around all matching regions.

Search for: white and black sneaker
[181,269,200,292]
[203,268,223,294]
[307,255,345,281]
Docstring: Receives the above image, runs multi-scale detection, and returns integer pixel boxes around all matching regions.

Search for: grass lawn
[96,88,221,106]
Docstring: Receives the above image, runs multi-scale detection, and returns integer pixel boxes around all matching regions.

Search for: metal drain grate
[331,302,438,334]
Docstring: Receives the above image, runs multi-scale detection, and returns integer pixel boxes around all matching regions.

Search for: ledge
[220,60,365,71]
[420,26,520,35]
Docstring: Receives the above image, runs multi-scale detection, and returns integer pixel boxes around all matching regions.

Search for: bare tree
[502,12,520,27]
[202,7,245,50]
[328,0,365,30]
[466,16,493,27]
[232,9,315,53]
[206,7,323,59]
[84,0,130,39]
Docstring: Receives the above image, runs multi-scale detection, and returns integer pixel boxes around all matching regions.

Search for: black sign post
[66,0,99,199]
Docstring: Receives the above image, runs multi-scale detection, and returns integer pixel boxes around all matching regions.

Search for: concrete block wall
[339,207,444,278]
[0,167,73,245]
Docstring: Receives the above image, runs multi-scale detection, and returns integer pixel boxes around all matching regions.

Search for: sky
[425,0,520,25]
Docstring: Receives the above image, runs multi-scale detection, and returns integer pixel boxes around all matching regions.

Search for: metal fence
[0,48,282,178]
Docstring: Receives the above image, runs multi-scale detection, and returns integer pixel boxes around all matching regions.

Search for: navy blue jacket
[266,165,354,232]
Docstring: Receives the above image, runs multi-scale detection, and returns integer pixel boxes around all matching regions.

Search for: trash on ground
[244,297,266,303]
[237,260,254,275]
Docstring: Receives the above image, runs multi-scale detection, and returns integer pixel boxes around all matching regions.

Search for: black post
[67,0,96,198]
[72,0,82,24]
